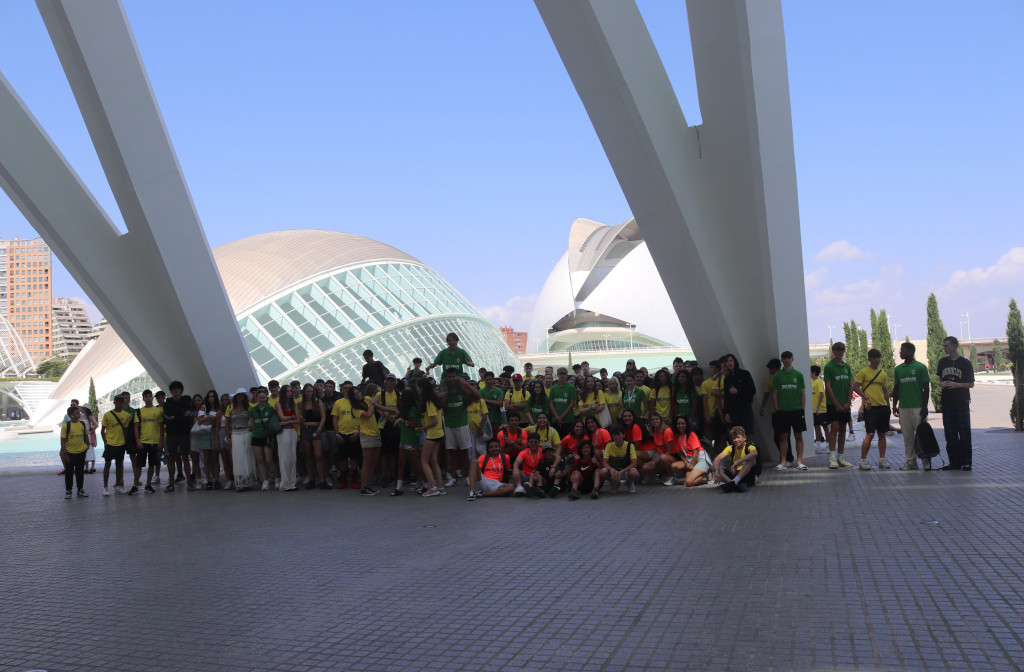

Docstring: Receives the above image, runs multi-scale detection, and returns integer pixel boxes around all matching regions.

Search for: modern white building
[527,217,687,354]
[33,229,517,425]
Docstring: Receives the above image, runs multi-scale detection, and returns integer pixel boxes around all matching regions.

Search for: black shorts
[251,436,268,447]
[130,443,161,467]
[338,433,361,461]
[864,406,892,434]
[773,409,807,435]
[164,433,190,458]
[825,406,851,424]
[102,444,126,461]
[813,413,827,427]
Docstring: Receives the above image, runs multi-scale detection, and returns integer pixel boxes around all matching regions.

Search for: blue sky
[0,1,1021,345]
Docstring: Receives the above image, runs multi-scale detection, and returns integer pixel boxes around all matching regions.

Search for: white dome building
[527,218,688,354]
[38,230,516,423]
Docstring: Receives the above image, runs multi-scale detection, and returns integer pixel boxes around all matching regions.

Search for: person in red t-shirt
[512,433,545,497]
[583,415,611,457]
[467,438,514,500]
[640,413,675,481]
[663,415,711,487]
[497,412,528,463]
[568,440,601,499]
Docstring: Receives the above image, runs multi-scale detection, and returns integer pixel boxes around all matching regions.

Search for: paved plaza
[1,385,1022,672]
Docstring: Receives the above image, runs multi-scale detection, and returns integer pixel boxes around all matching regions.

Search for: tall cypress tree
[993,338,1004,371]
[969,343,978,371]
[1007,298,1023,430]
[876,309,896,384]
[926,293,946,411]
[843,322,854,352]
[857,325,869,374]
[88,377,98,412]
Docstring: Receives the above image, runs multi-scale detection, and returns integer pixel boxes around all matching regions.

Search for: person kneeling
[595,424,639,496]
[568,440,601,500]
[467,438,514,500]
[713,426,758,493]
[512,433,545,498]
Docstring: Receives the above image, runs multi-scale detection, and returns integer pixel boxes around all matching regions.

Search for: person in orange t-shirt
[467,438,514,500]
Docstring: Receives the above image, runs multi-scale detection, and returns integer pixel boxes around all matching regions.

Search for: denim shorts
[300,425,320,442]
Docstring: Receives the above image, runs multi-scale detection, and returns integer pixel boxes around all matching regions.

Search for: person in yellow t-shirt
[61,405,90,498]
[811,365,827,451]
[713,425,758,492]
[331,384,360,490]
[101,393,132,496]
[131,389,164,493]
[415,378,446,496]
[852,349,891,470]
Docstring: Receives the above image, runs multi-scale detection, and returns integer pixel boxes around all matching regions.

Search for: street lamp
[960,312,972,342]
[626,323,634,351]
[827,325,835,343]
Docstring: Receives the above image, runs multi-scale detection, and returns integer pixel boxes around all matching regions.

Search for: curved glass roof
[238,260,515,381]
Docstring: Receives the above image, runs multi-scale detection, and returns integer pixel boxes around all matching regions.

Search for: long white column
[535,0,811,461]
[0,0,256,393]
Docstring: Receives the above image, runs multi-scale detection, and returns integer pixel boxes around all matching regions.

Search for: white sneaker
[627,481,636,494]
[878,458,891,470]
[837,456,855,468]
[513,485,526,497]
[899,461,918,471]
[828,457,839,469]
[464,477,471,487]
[153,477,161,485]
[772,464,787,471]
[815,443,828,455]
[444,476,457,488]
[858,459,871,470]
[261,480,270,491]
[102,487,110,496]
[224,480,235,490]
[663,475,676,486]
[274,478,281,490]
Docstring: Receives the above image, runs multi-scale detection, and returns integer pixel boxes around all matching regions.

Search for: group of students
[58,331,974,501]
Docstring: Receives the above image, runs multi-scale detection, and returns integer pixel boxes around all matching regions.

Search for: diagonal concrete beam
[0,0,255,392]
[535,0,810,460]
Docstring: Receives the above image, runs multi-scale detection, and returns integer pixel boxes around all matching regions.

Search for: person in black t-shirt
[722,354,756,435]
[937,336,975,470]
[360,350,389,388]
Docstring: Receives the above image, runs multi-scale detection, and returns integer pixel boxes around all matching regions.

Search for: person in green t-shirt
[823,342,855,469]
[621,373,646,422]
[426,332,475,379]
[770,351,807,470]
[892,341,931,471]
[547,367,579,438]
[438,367,480,484]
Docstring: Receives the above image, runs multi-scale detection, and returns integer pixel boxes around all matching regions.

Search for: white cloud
[478,293,538,331]
[945,247,1024,290]
[813,240,873,264]
[804,267,827,290]
[813,279,885,306]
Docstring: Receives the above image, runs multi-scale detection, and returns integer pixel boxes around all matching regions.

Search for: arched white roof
[215,230,418,314]
[51,230,422,402]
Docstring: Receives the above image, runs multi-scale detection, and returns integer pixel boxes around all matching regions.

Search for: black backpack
[913,421,940,460]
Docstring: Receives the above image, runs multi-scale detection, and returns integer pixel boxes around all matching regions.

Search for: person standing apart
[61,406,90,499]
[937,336,975,470]
[892,342,931,471]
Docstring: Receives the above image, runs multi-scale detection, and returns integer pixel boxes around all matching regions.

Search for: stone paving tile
[1,388,1022,672]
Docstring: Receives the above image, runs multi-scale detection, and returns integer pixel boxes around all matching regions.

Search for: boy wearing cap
[504,374,531,420]
[467,437,514,500]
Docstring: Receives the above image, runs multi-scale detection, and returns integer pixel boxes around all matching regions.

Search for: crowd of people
[57,332,975,501]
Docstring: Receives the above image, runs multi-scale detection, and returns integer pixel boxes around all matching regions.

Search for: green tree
[993,338,1004,371]
[905,335,911,343]
[88,377,98,412]
[1007,298,1023,430]
[926,293,946,410]
[874,309,896,385]
[843,322,854,352]
[857,325,869,374]
[35,357,69,378]
[969,343,978,372]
